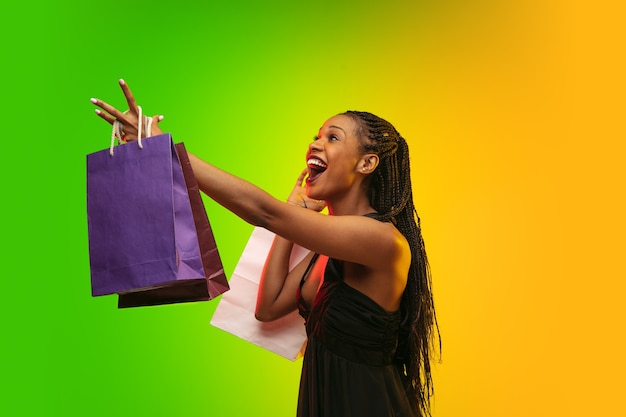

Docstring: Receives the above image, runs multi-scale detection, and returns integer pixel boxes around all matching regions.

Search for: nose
[309,138,323,152]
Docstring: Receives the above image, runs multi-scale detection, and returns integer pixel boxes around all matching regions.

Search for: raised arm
[91,80,408,270]
[186,153,406,269]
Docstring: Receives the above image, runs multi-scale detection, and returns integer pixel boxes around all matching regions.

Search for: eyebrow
[328,125,346,133]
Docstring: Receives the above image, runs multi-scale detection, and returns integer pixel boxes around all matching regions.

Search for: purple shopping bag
[86,133,228,306]
[116,143,229,308]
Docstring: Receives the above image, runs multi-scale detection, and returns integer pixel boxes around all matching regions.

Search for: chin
[305,187,323,201]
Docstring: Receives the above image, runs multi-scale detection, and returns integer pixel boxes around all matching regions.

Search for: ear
[357,153,379,175]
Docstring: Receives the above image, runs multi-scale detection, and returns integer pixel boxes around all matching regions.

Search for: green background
[2,1,625,416]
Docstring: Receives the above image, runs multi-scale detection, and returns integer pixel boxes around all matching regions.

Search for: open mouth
[307,157,327,183]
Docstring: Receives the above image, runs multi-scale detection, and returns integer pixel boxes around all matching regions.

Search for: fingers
[149,115,165,136]
[310,199,327,212]
[118,79,139,114]
[91,97,131,125]
[91,84,166,143]
[94,108,115,125]
[295,168,308,186]
[90,79,137,123]
[151,115,165,123]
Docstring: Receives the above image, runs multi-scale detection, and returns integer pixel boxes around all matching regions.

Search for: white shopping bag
[210,227,310,360]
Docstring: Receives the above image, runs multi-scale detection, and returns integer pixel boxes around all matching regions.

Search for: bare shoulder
[342,221,411,311]
[359,216,410,261]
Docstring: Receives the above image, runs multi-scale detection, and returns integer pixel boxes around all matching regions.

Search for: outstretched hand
[91,79,164,141]
[287,169,326,212]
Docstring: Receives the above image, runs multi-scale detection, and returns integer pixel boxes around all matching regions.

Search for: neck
[310,174,375,216]
[326,192,375,216]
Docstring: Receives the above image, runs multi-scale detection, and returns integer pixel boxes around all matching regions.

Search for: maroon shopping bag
[86,133,228,307]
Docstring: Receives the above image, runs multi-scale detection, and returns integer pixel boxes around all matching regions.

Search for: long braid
[345,111,441,417]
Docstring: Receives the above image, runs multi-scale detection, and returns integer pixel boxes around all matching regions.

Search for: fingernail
[95,109,101,114]
[90,98,97,104]
[119,79,125,85]
[158,115,164,121]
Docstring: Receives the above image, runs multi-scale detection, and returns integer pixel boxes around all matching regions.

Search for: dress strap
[300,253,320,289]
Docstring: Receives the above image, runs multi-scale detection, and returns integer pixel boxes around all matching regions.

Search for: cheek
[330,161,361,189]
[340,154,362,176]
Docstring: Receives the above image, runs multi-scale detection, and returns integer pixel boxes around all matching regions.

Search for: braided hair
[344,110,440,417]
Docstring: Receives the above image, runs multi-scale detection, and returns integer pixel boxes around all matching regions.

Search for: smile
[307,157,327,183]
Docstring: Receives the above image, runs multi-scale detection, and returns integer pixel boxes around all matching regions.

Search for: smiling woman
[91,79,440,417]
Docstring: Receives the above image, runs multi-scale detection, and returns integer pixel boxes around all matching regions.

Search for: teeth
[307,158,327,169]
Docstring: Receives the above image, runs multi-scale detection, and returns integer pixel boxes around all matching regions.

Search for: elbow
[254,311,271,322]
[249,197,283,230]
[254,308,275,322]
[254,302,284,322]
[251,210,271,230]
[254,299,272,322]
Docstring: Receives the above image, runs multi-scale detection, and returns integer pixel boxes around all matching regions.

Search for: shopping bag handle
[109,106,153,156]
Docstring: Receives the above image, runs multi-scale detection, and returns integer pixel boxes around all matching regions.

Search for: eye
[312,133,339,142]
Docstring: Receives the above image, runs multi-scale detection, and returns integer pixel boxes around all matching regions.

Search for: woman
[92,80,440,417]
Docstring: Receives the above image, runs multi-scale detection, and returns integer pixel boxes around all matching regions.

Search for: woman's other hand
[91,79,164,140]
[287,169,326,212]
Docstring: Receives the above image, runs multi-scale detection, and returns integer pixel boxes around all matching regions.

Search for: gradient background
[1,0,624,416]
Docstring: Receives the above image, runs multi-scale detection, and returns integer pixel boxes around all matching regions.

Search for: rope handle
[109,106,153,156]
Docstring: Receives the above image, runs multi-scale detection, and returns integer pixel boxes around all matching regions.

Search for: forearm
[255,235,297,320]
[187,152,276,227]
[263,235,294,284]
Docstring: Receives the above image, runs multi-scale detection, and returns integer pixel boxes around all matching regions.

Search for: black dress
[296,253,418,417]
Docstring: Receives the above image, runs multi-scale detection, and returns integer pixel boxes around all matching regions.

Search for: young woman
[92,80,440,417]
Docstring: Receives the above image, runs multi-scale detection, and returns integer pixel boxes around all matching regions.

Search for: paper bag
[87,133,228,306]
[116,142,229,307]
[210,227,309,360]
